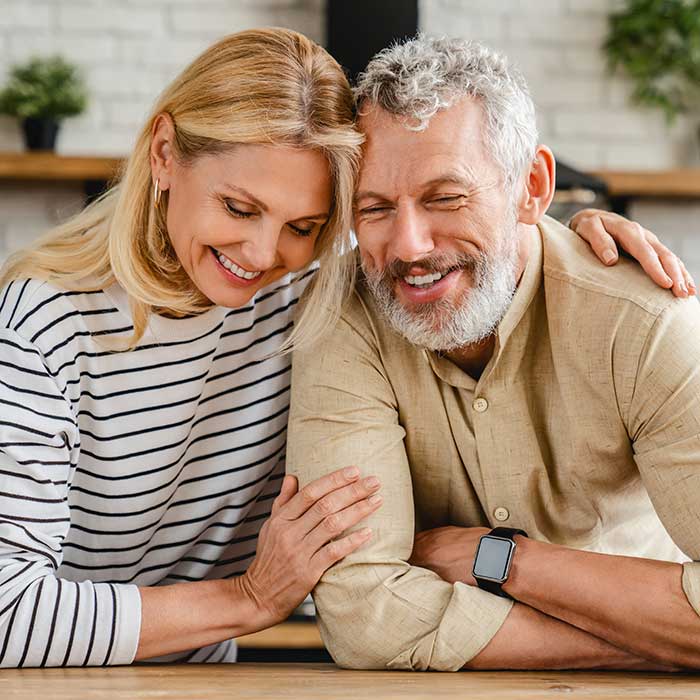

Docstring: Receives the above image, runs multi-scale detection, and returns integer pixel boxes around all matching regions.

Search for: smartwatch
[472,526,528,599]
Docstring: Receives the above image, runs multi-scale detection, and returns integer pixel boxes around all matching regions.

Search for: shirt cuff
[110,583,143,665]
[681,562,700,617]
[387,583,513,671]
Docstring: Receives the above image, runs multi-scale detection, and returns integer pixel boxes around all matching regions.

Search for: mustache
[364,252,484,281]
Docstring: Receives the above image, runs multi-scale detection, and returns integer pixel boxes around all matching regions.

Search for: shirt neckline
[103,282,228,345]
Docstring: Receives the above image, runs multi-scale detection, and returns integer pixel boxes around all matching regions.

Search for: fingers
[573,210,688,292]
[647,236,696,297]
[680,261,697,296]
[305,492,383,552]
[311,527,373,575]
[572,211,619,266]
[652,240,687,296]
[627,233,675,291]
[279,466,362,520]
[271,474,298,514]
[296,476,381,535]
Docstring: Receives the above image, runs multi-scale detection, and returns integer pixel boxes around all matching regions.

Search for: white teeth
[404,271,443,287]
[214,249,261,280]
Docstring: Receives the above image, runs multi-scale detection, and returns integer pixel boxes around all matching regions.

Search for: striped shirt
[0,268,314,667]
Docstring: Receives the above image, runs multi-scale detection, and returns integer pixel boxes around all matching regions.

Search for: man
[287,35,700,671]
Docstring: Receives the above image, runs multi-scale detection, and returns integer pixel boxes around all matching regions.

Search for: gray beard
[363,232,519,352]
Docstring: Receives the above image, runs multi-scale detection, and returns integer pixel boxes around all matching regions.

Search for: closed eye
[359,205,392,215]
[430,195,466,204]
[288,223,314,237]
[225,200,255,219]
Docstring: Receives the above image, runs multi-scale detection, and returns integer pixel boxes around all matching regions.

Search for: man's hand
[408,526,489,584]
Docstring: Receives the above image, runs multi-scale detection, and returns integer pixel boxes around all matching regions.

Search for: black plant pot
[21,117,60,151]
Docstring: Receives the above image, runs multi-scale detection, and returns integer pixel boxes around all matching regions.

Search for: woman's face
[158,139,332,309]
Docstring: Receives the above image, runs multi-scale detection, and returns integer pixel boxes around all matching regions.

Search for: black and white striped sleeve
[0,328,141,667]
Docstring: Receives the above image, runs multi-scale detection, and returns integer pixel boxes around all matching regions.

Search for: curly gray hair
[354,34,539,190]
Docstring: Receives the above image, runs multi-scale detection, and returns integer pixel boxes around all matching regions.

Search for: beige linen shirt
[287,215,700,671]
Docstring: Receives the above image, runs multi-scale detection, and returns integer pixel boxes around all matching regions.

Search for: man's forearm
[466,601,678,671]
[503,537,700,668]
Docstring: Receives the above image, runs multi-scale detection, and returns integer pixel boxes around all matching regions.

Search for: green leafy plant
[0,55,87,121]
[604,0,700,122]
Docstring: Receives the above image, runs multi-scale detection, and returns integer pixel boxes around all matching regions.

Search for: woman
[0,28,689,667]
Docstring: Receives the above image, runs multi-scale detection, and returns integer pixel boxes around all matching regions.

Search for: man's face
[354,98,521,351]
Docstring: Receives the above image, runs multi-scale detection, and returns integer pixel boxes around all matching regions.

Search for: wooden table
[1,663,699,699]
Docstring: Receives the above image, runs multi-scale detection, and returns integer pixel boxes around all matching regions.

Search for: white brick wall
[0,0,324,263]
[0,0,324,157]
[1,0,699,275]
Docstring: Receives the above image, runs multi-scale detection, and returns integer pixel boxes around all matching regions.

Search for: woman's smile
[210,246,265,287]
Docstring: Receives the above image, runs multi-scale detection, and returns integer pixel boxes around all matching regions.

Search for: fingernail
[344,466,359,479]
[603,250,617,264]
[368,494,383,505]
[359,528,372,537]
[364,476,380,489]
[665,275,673,286]
[682,284,688,294]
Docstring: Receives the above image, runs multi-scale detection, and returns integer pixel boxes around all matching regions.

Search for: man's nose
[388,204,434,262]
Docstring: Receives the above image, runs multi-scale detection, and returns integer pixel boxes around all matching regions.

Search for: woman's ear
[516,144,556,225]
[149,113,176,192]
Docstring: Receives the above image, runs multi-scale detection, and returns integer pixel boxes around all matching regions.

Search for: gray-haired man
[287,36,700,671]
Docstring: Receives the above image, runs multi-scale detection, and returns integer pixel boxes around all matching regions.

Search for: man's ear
[516,145,556,225]
[149,113,176,192]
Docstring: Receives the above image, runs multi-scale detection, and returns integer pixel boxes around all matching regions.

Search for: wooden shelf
[236,621,324,649]
[0,152,124,182]
[591,168,700,199]
[0,154,698,200]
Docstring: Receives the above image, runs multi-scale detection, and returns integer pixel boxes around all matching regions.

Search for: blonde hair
[0,28,363,351]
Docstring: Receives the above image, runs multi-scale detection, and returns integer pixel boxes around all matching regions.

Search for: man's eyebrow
[422,171,478,191]
[353,190,389,206]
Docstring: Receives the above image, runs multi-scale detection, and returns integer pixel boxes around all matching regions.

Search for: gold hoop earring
[153,178,162,206]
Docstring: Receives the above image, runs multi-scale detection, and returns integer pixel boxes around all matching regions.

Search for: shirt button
[494,507,510,522]
[472,397,489,413]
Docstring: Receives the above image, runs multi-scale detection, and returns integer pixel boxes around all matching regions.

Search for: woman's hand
[239,467,382,629]
[570,209,696,298]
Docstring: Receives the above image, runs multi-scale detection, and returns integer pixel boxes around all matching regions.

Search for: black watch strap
[474,527,528,599]
[476,576,510,597]
[489,527,528,540]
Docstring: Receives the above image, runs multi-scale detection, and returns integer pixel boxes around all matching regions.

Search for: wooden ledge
[0,152,124,181]
[591,168,700,199]
[0,154,699,200]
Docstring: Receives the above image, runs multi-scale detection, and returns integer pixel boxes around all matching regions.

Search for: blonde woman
[0,28,688,668]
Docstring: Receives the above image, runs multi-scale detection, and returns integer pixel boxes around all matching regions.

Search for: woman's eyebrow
[222,184,269,212]
[223,184,328,221]
[296,213,330,221]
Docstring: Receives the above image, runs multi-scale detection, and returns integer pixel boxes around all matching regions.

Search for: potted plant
[603,0,700,149]
[0,55,88,151]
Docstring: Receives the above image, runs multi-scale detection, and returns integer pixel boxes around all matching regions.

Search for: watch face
[473,536,514,581]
